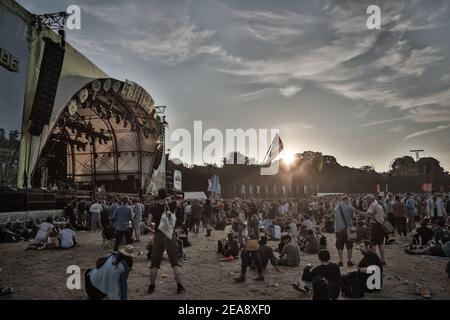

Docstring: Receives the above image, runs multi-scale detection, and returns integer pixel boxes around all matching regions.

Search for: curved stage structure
[30,78,164,193]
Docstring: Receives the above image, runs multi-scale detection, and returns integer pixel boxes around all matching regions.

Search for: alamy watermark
[366,5,381,30]
[170,121,282,175]
[66,5,81,30]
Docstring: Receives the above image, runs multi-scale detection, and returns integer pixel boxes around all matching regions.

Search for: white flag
[262,133,284,165]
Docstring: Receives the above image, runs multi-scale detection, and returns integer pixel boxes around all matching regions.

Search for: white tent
[183,191,207,200]
[316,193,345,197]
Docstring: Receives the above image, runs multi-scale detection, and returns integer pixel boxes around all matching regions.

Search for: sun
[282,149,295,165]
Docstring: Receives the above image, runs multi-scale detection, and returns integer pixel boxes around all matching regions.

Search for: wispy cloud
[279,86,302,98]
[236,88,274,101]
[388,126,404,133]
[404,124,450,140]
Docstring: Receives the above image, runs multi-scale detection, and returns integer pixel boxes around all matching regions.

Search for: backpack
[341,272,365,299]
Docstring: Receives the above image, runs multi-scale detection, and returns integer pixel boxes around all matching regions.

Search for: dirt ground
[0,229,449,300]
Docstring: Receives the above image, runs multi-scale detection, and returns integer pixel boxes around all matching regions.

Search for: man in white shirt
[427,191,446,225]
[90,200,103,231]
[353,194,386,265]
[59,225,77,249]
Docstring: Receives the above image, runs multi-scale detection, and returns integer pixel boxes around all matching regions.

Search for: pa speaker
[152,144,164,170]
[29,37,65,136]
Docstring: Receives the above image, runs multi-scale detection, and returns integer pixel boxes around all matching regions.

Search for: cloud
[388,126,404,132]
[67,2,238,66]
[232,10,319,43]
[279,86,302,98]
[236,88,274,101]
[404,124,450,140]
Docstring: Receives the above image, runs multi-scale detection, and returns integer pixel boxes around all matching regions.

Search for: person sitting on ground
[412,219,434,246]
[28,217,57,249]
[293,249,341,300]
[14,220,35,241]
[432,222,450,245]
[218,232,240,259]
[0,223,21,243]
[85,245,142,300]
[298,215,313,238]
[300,229,319,254]
[311,277,331,300]
[343,240,383,296]
[287,218,298,239]
[59,224,77,249]
[257,236,279,271]
[405,239,450,257]
[278,234,300,267]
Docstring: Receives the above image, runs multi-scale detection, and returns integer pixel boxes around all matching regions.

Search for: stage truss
[32,79,164,193]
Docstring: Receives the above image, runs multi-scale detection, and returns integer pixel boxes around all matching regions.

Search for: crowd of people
[1,188,449,300]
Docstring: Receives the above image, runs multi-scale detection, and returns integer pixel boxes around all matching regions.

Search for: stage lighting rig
[31,12,68,48]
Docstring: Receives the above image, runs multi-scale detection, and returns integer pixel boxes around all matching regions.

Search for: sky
[14,0,450,172]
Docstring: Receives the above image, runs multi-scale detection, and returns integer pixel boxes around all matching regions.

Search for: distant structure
[410,149,424,161]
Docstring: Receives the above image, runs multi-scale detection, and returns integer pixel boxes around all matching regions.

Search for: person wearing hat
[148,188,185,294]
[85,245,142,300]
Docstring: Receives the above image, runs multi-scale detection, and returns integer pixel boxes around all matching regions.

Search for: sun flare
[282,149,295,165]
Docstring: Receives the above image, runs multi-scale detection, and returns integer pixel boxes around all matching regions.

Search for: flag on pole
[241,185,246,194]
[262,133,284,165]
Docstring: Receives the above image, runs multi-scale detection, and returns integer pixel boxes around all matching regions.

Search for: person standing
[353,195,386,265]
[77,201,87,228]
[334,196,355,267]
[132,199,144,242]
[202,199,213,237]
[234,202,264,282]
[89,200,103,232]
[427,191,446,225]
[148,188,185,294]
[183,201,192,234]
[112,197,133,251]
[385,193,395,226]
[405,194,417,231]
[191,200,202,237]
[65,201,82,230]
[392,195,407,237]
